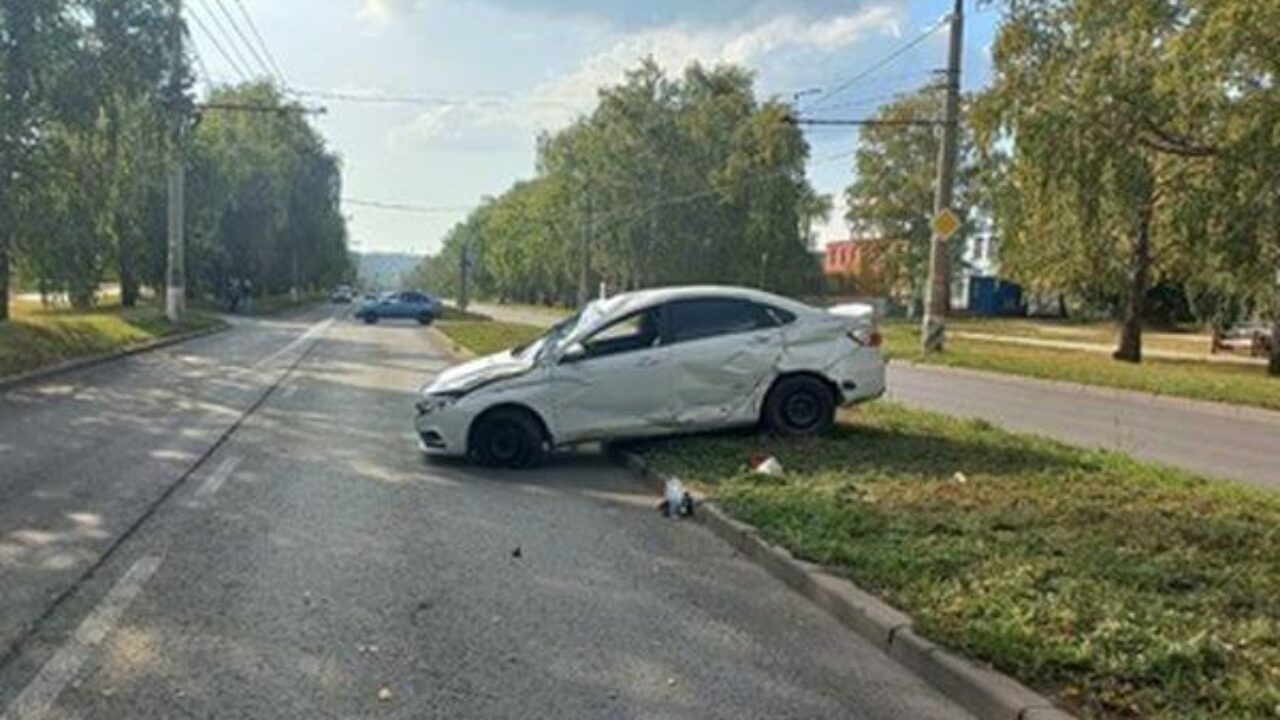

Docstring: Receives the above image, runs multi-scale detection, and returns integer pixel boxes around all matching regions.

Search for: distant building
[822,236,899,278]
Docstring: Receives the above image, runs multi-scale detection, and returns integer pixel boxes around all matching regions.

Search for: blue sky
[189,0,999,255]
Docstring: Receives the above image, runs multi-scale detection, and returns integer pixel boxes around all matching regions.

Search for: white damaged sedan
[415,285,885,468]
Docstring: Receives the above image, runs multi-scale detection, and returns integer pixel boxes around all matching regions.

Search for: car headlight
[415,390,464,415]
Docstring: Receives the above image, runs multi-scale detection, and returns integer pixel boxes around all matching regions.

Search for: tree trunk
[119,219,139,307]
[1113,201,1153,363]
[0,240,9,323]
[1270,285,1280,376]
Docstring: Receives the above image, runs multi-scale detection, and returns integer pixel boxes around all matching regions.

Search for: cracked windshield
[0,1,1276,719]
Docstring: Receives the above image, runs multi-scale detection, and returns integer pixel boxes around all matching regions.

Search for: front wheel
[417,313,433,325]
[762,376,836,437]
[470,409,546,469]
[362,313,379,324]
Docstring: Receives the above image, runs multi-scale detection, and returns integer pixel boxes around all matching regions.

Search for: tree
[186,83,350,300]
[0,0,71,320]
[843,87,973,310]
[975,0,1279,365]
[86,0,175,307]
[415,59,826,304]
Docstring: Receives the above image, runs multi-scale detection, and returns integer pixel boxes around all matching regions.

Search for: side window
[580,308,662,359]
[666,299,774,343]
[764,305,796,326]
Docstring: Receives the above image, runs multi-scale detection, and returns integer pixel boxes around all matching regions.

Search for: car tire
[763,375,835,437]
[362,314,378,324]
[470,408,546,469]
[417,313,433,325]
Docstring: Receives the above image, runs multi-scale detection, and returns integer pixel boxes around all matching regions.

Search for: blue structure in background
[967,276,1023,316]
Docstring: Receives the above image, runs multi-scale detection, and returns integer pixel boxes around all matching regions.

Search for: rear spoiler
[826,303,882,348]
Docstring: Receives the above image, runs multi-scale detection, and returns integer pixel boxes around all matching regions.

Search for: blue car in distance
[356,290,440,325]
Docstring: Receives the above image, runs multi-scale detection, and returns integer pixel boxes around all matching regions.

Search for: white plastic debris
[952,471,968,484]
[377,686,394,702]
[750,455,785,477]
[660,477,694,518]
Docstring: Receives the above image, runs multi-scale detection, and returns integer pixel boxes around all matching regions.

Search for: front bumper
[413,399,470,456]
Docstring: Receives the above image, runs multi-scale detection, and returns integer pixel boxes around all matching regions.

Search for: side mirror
[559,342,587,364]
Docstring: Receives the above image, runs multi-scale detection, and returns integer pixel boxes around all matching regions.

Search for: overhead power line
[230,0,286,83]
[186,2,251,83]
[209,0,274,81]
[785,117,942,127]
[342,198,479,214]
[803,15,950,113]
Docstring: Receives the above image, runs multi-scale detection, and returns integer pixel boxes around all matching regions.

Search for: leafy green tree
[416,59,826,305]
[187,83,349,300]
[975,0,1279,365]
[86,0,176,307]
[843,87,973,310]
[0,0,72,320]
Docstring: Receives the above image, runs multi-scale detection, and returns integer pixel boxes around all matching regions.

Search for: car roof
[568,285,818,341]
[597,285,812,316]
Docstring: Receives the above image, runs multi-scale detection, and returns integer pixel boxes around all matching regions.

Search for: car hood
[425,350,534,395]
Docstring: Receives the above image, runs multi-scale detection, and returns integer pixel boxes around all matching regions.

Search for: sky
[187,0,1000,256]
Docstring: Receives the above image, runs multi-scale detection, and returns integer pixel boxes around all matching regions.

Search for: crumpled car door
[668,328,782,428]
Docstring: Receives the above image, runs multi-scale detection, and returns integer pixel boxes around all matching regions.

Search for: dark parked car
[356,291,440,325]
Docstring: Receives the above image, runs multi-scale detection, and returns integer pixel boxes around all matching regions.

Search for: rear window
[666,298,776,343]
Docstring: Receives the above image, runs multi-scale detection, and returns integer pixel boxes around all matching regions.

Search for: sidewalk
[952,330,1265,366]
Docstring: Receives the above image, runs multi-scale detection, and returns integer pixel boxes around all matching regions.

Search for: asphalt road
[466,301,1278,491]
[886,363,1279,491]
[0,306,971,719]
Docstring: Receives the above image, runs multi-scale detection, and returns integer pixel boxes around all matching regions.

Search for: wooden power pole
[921,0,964,352]
[165,0,188,324]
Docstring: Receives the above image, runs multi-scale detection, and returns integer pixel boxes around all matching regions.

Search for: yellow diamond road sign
[932,208,961,240]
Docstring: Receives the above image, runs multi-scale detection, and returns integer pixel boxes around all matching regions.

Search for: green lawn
[1,300,225,378]
[948,316,1211,355]
[883,323,1280,411]
[434,316,544,356]
[634,404,1279,720]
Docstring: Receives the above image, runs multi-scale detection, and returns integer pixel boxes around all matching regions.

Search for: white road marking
[1,555,163,720]
[252,317,334,370]
[195,456,242,499]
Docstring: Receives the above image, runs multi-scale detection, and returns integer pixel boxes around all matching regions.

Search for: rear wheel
[470,408,546,469]
[417,313,433,325]
[362,313,379,324]
[762,375,835,437]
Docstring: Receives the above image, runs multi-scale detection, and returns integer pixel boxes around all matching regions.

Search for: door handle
[751,334,773,344]
[635,356,660,368]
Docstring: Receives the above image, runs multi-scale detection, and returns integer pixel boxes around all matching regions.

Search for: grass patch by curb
[883,323,1280,411]
[1,302,225,378]
[634,404,1279,720]
[434,315,543,356]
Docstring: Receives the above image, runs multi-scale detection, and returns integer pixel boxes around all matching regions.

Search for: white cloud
[389,2,903,146]
[356,0,417,26]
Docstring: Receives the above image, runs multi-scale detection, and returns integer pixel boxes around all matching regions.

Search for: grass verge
[633,404,1279,719]
[1,301,225,379]
[434,310,544,356]
[883,323,1280,411]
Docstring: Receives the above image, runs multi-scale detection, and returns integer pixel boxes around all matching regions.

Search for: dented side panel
[668,329,783,427]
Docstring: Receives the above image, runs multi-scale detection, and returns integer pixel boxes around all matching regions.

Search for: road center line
[252,317,335,371]
[0,555,163,720]
[195,456,242,499]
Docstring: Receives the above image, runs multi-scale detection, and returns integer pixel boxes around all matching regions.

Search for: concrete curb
[0,322,228,394]
[615,448,1077,720]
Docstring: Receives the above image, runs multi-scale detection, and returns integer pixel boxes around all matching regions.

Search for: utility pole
[921,0,963,353]
[458,242,470,311]
[578,191,591,307]
[165,0,188,324]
